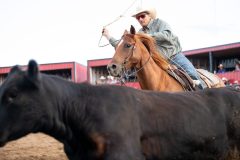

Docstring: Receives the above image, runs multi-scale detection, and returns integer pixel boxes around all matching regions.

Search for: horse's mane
[134,33,169,70]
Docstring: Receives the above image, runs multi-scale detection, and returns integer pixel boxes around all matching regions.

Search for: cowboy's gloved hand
[102,27,111,39]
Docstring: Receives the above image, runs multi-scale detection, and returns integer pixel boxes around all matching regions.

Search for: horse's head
[107,26,143,77]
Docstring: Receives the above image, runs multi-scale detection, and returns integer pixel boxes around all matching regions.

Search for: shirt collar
[142,19,154,31]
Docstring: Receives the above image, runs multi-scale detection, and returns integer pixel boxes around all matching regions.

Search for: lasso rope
[98,0,139,47]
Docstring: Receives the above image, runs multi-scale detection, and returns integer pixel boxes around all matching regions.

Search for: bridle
[119,38,153,84]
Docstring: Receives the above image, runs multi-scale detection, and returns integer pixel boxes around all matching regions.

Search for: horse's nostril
[111,64,117,69]
[107,64,117,71]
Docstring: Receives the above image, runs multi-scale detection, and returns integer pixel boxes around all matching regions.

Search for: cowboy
[102,7,206,89]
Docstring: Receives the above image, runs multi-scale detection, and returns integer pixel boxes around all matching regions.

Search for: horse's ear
[130,25,136,35]
[123,29,128,35]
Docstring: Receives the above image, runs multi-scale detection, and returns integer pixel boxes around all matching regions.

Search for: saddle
[167,65,196,91]
[167,65,223,91]
[196,69,223,88]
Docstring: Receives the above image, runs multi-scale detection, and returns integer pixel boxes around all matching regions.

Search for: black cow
[0,60,240,160]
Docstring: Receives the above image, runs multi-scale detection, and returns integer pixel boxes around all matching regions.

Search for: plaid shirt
[139,18,182,59]
[109,18,182,59]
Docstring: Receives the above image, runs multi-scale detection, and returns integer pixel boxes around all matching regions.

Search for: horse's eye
[124,43,132,48]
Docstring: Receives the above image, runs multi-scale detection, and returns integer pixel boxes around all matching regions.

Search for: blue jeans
[170,53,206,88]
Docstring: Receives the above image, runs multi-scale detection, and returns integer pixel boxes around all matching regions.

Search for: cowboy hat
[132,7,157,19]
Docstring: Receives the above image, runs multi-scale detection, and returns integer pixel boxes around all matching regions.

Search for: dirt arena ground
[0,133,240,160]
[0,133,67,160]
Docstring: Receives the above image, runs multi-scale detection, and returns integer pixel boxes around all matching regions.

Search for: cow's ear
[130,25,136,35]
[27,60,40,85]
[9,65,21,74]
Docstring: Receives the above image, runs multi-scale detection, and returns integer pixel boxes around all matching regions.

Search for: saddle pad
[197,69,221,87]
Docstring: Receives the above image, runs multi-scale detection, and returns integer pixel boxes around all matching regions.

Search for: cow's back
[135,87,240,159]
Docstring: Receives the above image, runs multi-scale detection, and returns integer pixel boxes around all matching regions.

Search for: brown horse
[107,26,225,92]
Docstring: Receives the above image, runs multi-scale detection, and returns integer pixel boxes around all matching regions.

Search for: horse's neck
[137,54,183,92]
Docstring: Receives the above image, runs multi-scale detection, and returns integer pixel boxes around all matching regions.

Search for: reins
[119,39,153,84]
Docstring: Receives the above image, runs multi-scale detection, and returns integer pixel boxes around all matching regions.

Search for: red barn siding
[184,42,240,56]
[217,71,240,82]
[0,62,87,83]
[75,63,87,82]
[121,82,141,89]
[88,58,111,67]
[39,63,74,71]
[0,68,11,74]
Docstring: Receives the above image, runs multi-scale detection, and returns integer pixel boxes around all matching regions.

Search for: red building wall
[217,71,240,83]
[75,63,87,82]
[0,62,87,83]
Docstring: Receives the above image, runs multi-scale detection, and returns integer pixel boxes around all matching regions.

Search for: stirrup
[192,80,201,86]
[193,80,204,90]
